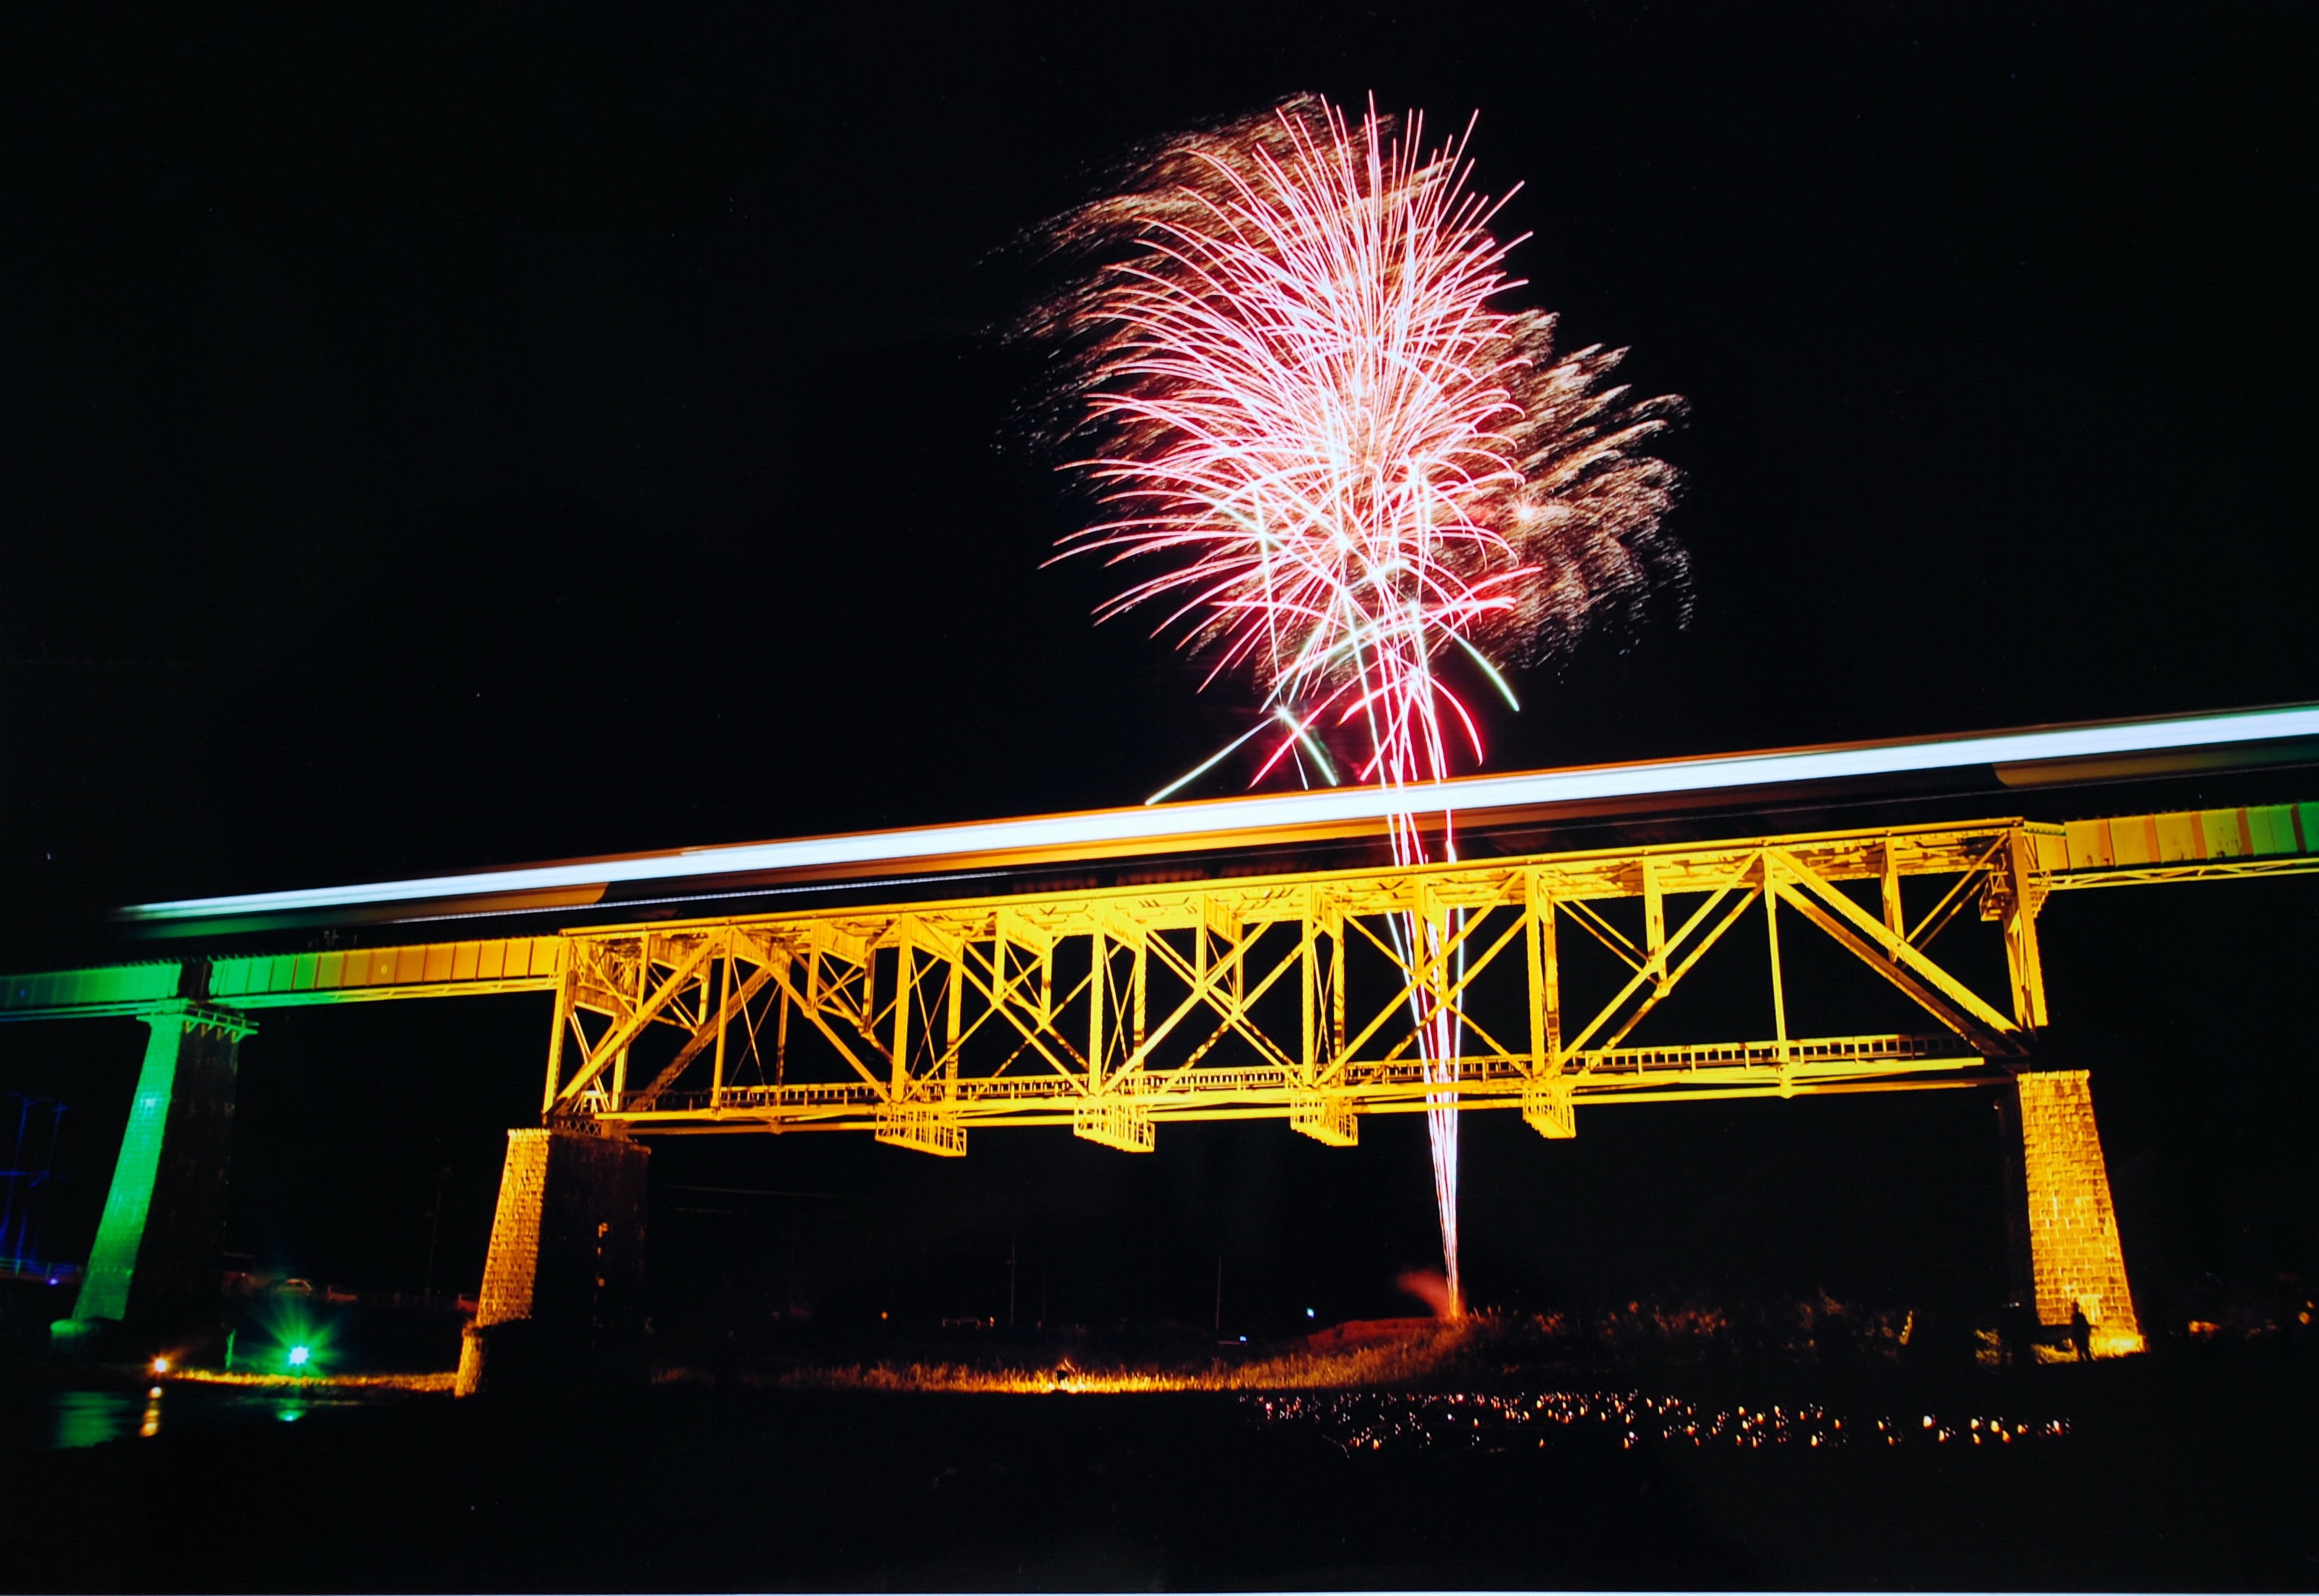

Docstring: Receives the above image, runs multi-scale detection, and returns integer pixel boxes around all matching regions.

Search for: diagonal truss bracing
[543,819,2060,1153]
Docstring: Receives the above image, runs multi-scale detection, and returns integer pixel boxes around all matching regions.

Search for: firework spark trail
[1031,95,1684,1316]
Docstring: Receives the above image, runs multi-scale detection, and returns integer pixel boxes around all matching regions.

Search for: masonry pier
[2010,1068,2145,1356]
[456,1127,649,1396]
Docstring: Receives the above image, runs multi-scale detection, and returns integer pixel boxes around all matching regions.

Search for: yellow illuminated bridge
[11,701,2319,1360]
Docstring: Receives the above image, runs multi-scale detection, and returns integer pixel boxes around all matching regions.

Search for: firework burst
[1030,94,1684,1313]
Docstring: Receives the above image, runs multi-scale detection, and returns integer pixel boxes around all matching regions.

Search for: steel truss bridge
[12,703,2319,1366]
[13,803,2317,1153]
[538,809,2319,1152]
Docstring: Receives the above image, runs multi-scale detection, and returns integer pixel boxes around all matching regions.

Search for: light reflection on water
[49,1391,136,1451]
[37,1387,378,1450]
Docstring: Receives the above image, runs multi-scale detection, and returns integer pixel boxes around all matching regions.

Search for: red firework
[1035,94,1684,1313]
[1038,93,1683,828]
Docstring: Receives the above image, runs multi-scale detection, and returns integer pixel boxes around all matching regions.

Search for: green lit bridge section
[206,936,565,1006]
[8,936,565,1349]
[3,936,565,1022]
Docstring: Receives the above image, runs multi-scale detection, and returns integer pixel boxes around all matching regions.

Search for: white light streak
[117,705,2319,923]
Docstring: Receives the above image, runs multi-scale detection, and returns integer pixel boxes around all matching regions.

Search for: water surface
[24,1384,397,1451]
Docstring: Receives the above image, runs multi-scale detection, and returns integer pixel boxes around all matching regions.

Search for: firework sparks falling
[1031,94,1684,1314]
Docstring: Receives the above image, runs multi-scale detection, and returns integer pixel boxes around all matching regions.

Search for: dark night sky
[1,6,2313,1333]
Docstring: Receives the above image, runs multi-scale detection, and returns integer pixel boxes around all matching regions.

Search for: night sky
[2,6,2313,1338]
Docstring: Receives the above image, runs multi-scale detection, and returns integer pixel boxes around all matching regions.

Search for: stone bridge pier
[2005,1068,2144,1357]
[456,1127,649,1396]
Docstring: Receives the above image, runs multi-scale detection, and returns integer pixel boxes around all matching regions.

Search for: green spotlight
[287,1344,310,1369]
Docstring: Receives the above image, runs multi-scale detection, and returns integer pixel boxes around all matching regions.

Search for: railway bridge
[9,704,2319,1385]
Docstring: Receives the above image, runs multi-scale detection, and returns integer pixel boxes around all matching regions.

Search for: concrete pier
[50,1001,252,1355]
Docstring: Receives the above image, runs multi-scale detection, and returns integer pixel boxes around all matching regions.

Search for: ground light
[252,1295,338,1377]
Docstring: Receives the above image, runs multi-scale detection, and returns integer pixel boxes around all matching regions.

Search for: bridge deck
[8,804,2317,1026]
[11,806,2313,1155]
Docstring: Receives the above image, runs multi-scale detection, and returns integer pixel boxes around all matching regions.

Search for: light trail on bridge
[110,701,2319,931]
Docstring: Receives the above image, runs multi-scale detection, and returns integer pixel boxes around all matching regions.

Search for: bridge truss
[10,803,2317,1158]
[539,817,2085,1154]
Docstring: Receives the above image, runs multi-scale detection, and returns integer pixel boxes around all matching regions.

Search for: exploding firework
[1030,94,1684,1313]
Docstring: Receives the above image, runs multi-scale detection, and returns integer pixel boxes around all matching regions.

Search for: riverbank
[3,1349,2311,1589]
